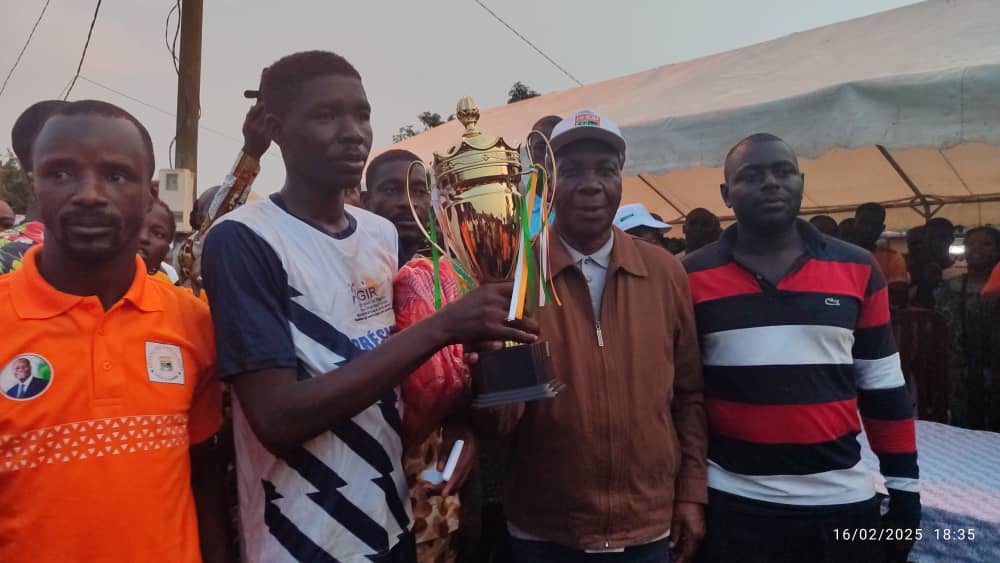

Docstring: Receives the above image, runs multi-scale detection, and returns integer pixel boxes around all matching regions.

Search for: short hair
[926,217,954,234]
[905,224,925,243]
[531,115,561,135]
[14,357,30,368]
[190,185,222,230]
[686,207,720,225]
[11,100,68,170]
[150,199,177,240]
[855,202,886,222]
[964,226,1000,249]
[260,51,362,118]
[723,132,793,181]
[37,100,155,177]
[809,214,838,232]
[364,149,422,189]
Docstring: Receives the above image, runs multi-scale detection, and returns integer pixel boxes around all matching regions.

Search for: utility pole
[174,0,203,198]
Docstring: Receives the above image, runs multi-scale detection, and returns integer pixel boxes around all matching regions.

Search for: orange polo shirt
[0,245,222,563]
[873,246,909,284]
[985,262,1000,298]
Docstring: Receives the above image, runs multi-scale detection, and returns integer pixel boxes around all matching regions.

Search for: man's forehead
[298,74,369,106]
[372,159,423,186]
[35,114,145,158]
[731,139,796,166]
[557,143,620,163]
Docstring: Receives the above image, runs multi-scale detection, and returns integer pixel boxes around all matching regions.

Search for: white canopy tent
[387,0,1000,229]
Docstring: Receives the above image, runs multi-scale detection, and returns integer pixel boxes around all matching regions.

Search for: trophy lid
[433,97,522,191]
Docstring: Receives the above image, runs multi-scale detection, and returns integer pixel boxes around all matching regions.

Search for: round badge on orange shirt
[1,354,54,401]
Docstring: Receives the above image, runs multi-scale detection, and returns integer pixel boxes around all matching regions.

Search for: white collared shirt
[562,232,614,320]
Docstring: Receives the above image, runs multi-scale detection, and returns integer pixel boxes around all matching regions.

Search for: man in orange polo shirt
[0,100,228,562]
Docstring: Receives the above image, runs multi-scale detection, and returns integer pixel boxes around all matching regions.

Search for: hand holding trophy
[406,97,562,408]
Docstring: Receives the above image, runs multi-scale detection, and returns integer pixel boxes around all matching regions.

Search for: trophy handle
[525,129,558,210]
[404,160,451,258]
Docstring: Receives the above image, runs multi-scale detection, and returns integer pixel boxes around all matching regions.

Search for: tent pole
[877,145,931,218]
[636,173,687,219]
[708,192,1000,223]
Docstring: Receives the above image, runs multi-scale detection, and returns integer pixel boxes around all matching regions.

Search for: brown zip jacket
[481,227,707,551]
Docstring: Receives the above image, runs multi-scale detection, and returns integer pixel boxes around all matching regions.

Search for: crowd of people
[616,198,1000,434]
[1,48,997,563]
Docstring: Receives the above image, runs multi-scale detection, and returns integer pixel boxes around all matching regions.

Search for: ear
[720,183,732,208]
[264,112,283,146]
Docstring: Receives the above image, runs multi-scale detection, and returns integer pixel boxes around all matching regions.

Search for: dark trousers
[371,533,417,563]
[511,536,671,563]
[696,489,886,563]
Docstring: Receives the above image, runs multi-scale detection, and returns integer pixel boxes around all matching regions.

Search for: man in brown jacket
[483,110,707,563]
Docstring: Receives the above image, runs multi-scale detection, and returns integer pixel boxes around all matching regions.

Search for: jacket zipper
[595,304,612,550]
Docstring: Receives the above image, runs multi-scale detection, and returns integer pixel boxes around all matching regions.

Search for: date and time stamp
[833,527,979,542]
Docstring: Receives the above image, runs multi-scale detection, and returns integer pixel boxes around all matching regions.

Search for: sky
[1,0,920,198]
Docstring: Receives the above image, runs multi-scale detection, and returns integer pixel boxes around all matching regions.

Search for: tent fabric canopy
[387,0,1000,229]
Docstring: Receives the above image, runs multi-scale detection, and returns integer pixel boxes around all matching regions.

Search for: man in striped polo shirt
[684,133,920,563]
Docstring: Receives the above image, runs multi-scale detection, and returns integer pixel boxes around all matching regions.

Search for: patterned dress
[0,221,44,275]
[935,275,998,428]
[394,256,468,563]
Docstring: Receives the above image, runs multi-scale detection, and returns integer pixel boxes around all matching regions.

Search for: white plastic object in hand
[441,439,465,481]
[419,467,444,485]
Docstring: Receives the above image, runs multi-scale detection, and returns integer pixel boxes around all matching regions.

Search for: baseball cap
[614,203,670,232]
[549,109,627,163]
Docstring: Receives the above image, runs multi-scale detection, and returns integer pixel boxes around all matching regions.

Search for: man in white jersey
[201,50,538,563]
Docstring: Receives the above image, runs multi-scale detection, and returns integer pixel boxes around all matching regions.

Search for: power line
[165,1,180,74]
[0,0,53,100]
[165,1,182,165]
[79,76,240,143]
[79,76,175,118]
[63,0,104,101]
[57,75,75,100]
[472,0,583,86]
[77,75,279,162]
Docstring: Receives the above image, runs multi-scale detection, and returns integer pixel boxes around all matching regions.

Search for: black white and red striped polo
[683,219,918,507]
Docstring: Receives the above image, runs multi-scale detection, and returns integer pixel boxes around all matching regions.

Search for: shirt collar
[549,226,649,280]
[716,218,827,258]
[11,245,164,319]
[562,231,615,269]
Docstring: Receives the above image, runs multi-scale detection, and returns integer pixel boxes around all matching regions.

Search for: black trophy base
[471,341,562,409]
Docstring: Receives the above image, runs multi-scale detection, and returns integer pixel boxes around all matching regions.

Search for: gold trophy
[407,97,561,408]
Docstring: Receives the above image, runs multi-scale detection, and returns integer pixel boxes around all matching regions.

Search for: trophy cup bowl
[408,97,560,408]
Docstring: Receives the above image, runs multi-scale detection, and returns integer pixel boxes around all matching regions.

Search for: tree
[0,151,31,214]
[418,112,444,129]
[393,125,418,143]
[507,81,540,104]
[393,111,445,144]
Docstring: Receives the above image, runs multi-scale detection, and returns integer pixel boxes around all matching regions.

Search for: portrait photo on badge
[1,354,54,401]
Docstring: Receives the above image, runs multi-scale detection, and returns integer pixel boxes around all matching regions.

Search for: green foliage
[507,81,540,103]
[0,151,31,214]
[392,125,419,143]
[418,112,444,129]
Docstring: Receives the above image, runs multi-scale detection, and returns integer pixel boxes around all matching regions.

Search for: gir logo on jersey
[145,342,185,385]
[351,276,393,322]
